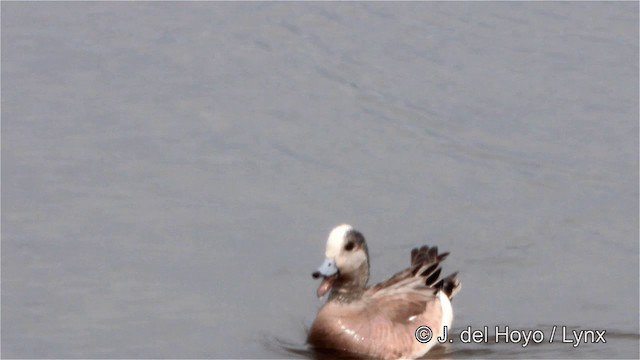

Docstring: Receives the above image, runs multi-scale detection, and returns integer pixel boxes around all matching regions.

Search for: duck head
[312,224,370,299]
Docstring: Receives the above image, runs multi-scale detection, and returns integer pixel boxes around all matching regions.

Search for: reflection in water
[270,329,640,359]
[274,336,455,360]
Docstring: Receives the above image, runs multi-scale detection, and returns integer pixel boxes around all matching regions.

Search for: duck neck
[328,261,369,303]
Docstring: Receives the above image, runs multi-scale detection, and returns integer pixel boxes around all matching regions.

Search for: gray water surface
[2,2,639,359]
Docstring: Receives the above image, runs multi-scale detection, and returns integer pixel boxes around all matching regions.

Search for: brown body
[308,289,446,359]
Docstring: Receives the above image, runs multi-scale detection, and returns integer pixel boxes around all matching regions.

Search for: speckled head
[312,224,370,298]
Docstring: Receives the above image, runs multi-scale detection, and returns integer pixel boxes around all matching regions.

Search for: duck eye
[344,241,355,251]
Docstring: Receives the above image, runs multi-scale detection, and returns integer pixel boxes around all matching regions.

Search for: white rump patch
[439,291,454,330]
[325,224,353,258]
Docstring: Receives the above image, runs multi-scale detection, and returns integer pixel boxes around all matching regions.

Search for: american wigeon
[308,224,461,359]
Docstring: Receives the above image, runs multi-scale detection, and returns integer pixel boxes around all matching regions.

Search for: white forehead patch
[325,224,353,258]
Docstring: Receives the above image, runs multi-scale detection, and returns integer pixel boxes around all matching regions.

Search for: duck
[307,224,461,359]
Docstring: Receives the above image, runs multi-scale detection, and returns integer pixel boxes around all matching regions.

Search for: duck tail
[409,245,461,299]
[433,272,461,300]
